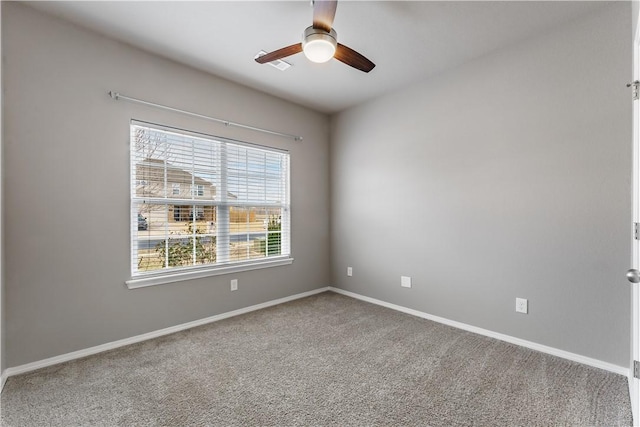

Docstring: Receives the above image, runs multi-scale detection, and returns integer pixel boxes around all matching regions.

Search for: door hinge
[634,360,640,379]
[634,222,639,240]
[629,81,640,100]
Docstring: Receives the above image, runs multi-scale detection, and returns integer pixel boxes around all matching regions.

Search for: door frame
[631,7,640,422]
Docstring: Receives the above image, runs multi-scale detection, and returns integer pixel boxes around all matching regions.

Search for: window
[130,121,291,286]
[191,184,204,197]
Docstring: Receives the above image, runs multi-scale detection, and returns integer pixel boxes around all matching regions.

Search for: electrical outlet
[516,297,528,314]
[347,267,353,277]
[231,279,238,291]
[401,276,412,288]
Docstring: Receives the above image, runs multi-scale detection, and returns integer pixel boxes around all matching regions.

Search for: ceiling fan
[254,0,375,73]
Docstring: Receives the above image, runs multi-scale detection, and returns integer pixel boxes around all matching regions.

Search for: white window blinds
[131,121,290,278]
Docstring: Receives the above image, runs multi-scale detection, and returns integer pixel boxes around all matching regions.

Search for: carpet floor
[0,291,632,426]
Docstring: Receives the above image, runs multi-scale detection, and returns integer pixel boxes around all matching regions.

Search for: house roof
[138,158,215,187]
[136,158,238,199]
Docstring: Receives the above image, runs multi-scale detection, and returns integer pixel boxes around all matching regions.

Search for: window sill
[126,257,294,289]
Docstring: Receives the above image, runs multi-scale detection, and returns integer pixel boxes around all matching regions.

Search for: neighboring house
[135,158,237,226]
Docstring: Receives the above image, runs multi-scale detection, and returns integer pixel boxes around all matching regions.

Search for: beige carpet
[0,291,632,426]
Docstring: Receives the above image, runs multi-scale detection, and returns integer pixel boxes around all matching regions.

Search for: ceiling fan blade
[312,0,338,32]
[255,43,303,64]
[334,43,375,73]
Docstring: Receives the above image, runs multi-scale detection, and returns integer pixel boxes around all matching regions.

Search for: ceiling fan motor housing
[302,26,338,63]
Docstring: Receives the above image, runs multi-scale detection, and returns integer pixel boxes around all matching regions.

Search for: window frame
[127,120,293,289]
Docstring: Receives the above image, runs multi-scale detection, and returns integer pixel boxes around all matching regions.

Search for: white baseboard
[328,287,629,377]
[3,285,628,384]
[4,287,330,379]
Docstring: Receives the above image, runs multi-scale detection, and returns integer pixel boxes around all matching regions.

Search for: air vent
[255,51,292,71]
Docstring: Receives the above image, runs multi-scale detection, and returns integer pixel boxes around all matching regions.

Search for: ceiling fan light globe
[303,39,336,63]
[302,26,337,63]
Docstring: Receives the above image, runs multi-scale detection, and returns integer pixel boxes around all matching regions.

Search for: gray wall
[1,1,633,371]
[634,1,638,42]
[3,2,330,367]
[330,4,632,367]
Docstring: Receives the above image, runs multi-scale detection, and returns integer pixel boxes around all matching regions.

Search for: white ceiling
[26,1,609,114]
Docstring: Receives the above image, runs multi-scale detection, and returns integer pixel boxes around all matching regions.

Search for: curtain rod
[108,91,303,142]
